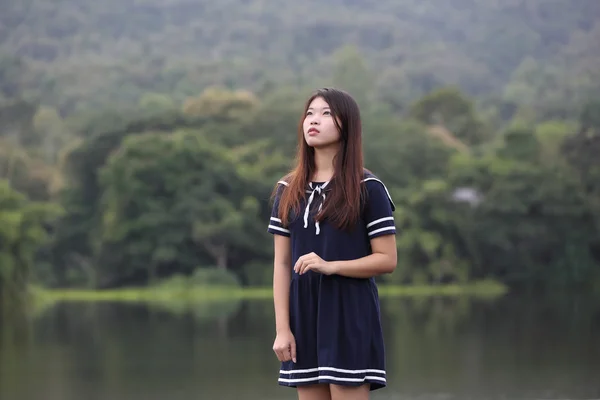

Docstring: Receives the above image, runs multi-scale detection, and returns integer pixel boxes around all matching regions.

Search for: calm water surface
[1,292,599,400]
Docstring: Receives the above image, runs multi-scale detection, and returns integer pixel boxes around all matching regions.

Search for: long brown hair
[274,87,365,230]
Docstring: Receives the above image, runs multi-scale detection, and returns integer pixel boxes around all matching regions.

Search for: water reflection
[1,292,599,400]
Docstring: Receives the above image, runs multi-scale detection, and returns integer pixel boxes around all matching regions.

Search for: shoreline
[31,279,508,305]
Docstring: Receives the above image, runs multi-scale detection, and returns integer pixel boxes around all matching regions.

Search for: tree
[97,130,284,286]
[0,180,62,308]
[331,45,375,109]
[410,87,489,146]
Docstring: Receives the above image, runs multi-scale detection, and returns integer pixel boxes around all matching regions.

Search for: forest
[1,0,600,308]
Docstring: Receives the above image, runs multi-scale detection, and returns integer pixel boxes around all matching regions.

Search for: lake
[1,291,599,400]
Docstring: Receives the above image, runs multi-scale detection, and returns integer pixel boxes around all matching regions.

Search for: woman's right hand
[273,329,297,363]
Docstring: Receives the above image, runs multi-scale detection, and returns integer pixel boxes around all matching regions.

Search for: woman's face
[302,96,341,149]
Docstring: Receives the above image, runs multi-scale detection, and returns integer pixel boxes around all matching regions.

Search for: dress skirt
[278,270,387,391]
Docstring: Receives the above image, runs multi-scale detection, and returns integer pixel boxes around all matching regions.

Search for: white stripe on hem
[366,216,394,228]
[280,367,385,375]
[368,226,396,236]
[268,225,290,234]
[279,375,386,384]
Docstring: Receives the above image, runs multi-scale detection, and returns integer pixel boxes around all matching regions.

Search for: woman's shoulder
[360,168,388,189]
[271,174,292,198]
[361,168,383,184]
[361,168,395,211]
[271,173,299,205]
[274,171,297,187]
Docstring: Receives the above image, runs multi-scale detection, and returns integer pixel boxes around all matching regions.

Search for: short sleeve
[363,178,396,239]
[267,181,291,237]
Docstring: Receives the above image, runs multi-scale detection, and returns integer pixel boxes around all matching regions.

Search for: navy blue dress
[267,170,396,391]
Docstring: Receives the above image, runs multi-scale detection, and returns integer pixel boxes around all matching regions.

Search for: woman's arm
[331,235,397,278]
[331,176,398,278]
[294,235,397,278]
[273,234,292,333]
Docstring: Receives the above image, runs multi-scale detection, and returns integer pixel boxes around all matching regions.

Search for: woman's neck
[312,146,337,182]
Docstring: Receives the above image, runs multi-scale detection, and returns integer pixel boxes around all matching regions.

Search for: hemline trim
[280,367,385,375]
[278,375,386,384]
[279,366,386,385]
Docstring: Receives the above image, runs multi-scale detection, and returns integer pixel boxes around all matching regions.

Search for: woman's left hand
[294,252,338,275]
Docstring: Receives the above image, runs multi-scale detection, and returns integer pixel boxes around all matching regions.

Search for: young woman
[268,88,397,400]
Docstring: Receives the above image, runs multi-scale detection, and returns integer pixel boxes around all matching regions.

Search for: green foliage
[0,180,62,309]
[1,2,600,296]
[96,130,275,285]
[409,87,489,146]
[3,84,600,292]
[1,0,598,118]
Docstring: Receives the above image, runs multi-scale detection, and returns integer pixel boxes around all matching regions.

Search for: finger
[281,346,291,362]
[294,253,315,273]
[298,260,307,275]
[297,259,307,274]
[300,256,318,274]
[279,349,288,362]
[300,261,310,274]
[277,347,291,362]
[291,340,297,363]
[293,256,304,273]
[301,261,315,274]
[275,345,288,361]
[298,254,313,270]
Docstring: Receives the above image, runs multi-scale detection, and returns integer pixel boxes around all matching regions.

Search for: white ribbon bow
[303,181,329,235]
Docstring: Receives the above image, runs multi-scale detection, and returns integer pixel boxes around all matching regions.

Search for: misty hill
[2,0,599,115]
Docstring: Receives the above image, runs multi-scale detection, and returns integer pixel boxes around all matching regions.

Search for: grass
[31,279,508,307]
[378,279,507,298]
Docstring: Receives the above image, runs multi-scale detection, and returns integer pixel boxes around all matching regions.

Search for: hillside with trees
[2,0,599,116]
[1,0,600,309]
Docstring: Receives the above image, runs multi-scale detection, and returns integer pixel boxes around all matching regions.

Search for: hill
[1,0,599,116]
